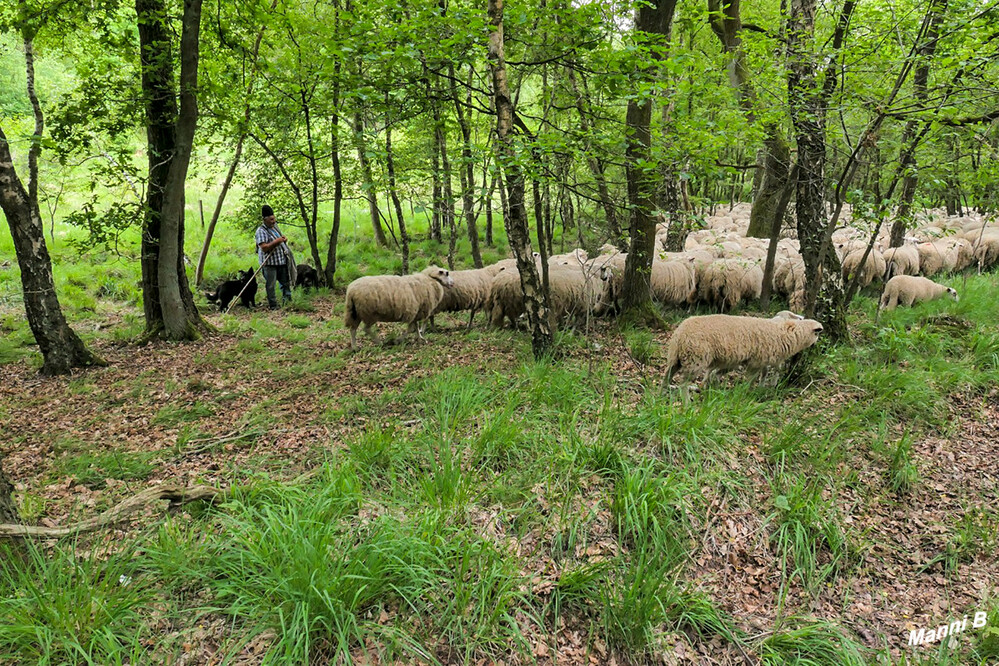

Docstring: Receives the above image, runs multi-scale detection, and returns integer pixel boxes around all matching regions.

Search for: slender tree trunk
[325,58,344,286]
[622,0,678,312]
[353,111,389,247]
[787,0,853,339]
[449,63,484,267]
[0,129,104,374]
[707,0,792,238]
[485,169,497,246]
[890,0,946,247]
[428,75,444,243]
[0,454,14,523]
[385,113,409,274]
[0,37,102,375]
[196,140,241,287]
[760,162,799,309]
[300,90,324,274]
[195,1,274,287]
[747,129,792,237]
[438,116,457,269]
[565,66,620,244]
[488,0,551,358]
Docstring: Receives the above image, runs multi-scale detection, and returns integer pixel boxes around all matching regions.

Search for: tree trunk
[196,139,242,287]
[747,129,792,237]
[622,0,678,312]
[449,63,484,267]
[385,113,409,274]
[300,89,324,275]
[428,87,444,244]
[0,38,102,375]
[488,0,551,358]
[195,2,273,287]
[889,0,946,247]
[787,0,852,339]
[137,0,206,341]
[325,56,344,286]
[707,0,792,239]
[0,130,104,374]
[0,454,15,523]
[484,169,497,246]
[353,111,389,247]
[565,66,620,244]
[760,162,799,309]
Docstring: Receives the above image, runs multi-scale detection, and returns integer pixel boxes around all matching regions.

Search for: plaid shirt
[255,224,289,266]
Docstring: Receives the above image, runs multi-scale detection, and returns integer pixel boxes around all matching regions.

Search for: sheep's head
[424,266,455,288]
[794,318,823,347]
[947,287,959,301]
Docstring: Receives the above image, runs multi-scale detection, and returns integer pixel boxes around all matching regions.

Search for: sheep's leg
[466,308,476,330]
[350,326,359,350]
[415,320,428,342]
[406,320,419,342]
[364,323,380,344]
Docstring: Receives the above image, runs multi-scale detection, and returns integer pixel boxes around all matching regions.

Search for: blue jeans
[262,264,292,308]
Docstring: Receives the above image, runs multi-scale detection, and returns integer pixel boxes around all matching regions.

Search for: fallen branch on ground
[0,483,225,539]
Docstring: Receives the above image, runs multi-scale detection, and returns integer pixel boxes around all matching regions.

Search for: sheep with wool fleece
[431,264,507,330]
[841,247,887,288]
[879,275,958,310]
[881,245,920,277]
[344,266,454,349]
[664,313,824,385]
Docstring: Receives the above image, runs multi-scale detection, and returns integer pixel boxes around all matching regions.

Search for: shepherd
[255,204,293,309]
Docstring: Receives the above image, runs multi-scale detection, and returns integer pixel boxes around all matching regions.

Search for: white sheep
[841,247,887,288]
[549,248,589,266]
[694,259,763,311]
[344,265,454,348]
[972,231,999,269]
[664,314,824,385]
[881,245,920,277]
[430,265,506,330]
[546,264,610,327]
[486,267,527,328]
[879,275,959,310]
[650,256,697,307]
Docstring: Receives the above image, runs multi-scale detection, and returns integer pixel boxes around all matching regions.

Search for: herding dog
[205,268,257,311]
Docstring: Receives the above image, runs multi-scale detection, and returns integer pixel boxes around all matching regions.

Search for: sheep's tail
[344,290,359,328]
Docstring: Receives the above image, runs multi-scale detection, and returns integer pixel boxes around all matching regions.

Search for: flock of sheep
[343,203,995,385]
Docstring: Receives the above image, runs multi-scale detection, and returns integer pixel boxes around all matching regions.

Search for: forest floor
[2,276,999,665]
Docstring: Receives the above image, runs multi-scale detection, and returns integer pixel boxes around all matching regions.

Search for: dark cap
[262,204,274,218]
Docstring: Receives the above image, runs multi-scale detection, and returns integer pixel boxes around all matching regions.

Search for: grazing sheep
[841,247,887,288]
[546,264,610,327]
[972,232,999,269]
[879,275,959,310]
[486,268,528,328]
[917,241,949,276]
[344,266,454,348]
[431,265,506,329]
[549,248,589,266]
[881,245,920,278]
[694,259,763,311]
[665,314,824,386]
[650,256,697,306]
[587,252,628,313]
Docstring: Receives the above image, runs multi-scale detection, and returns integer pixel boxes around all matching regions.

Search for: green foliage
[0,540,151,665]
